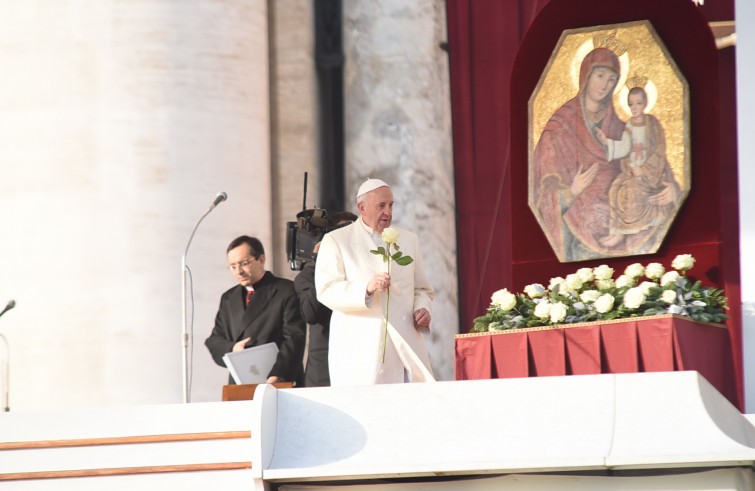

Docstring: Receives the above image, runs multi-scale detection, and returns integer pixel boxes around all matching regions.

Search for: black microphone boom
[0,300,15,319]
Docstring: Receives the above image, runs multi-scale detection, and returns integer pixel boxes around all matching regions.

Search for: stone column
[0,1,271,407]
[268,0,319,279]
[342,0,458,380]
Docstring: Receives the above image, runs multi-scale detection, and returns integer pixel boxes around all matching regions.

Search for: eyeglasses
[228,258,255,271]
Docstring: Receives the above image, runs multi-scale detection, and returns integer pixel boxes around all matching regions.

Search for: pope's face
[359,186,393,233]
[585,67,618,104]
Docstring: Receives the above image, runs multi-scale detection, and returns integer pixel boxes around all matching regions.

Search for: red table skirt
[455,315,739,408]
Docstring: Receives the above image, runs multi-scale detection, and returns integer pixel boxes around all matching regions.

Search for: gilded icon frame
[528,20,690,263]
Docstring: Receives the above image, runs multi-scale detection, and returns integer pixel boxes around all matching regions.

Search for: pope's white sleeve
[315,233,372,313]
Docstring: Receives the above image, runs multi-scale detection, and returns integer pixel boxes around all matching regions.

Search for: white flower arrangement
[473,254,729,333]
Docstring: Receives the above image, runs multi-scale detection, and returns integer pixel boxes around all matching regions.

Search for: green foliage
[371,239,414,268]
[395,255,414,266]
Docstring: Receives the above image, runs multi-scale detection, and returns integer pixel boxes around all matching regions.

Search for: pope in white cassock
[315,178,435,385]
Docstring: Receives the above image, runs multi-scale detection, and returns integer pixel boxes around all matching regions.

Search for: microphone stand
[0,301,14,412]
[181,200,223,404]
[0,334,8,411]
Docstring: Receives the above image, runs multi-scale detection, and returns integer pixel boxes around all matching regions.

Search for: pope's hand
[414,308,431,332]
[367,273,391,295]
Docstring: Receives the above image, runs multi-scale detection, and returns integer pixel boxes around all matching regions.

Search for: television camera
[286,173,352,270]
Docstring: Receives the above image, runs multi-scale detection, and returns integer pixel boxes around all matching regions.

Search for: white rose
[381,227,399,244]
[671,254,695,271]
[615,274,634,289]
[639,281,657,295]
[524,283,545,298]
[661,290,677,304]
[580,290,600,303]
[549,302,568,323]
[594,294,615,313]
[548,277,565,291]
[593,265,614,281]
[491,288,517,311]
[565,274,583,291]
[623,287,646,309]
[624,263,645,278]
[596,279,615,291]
[660,271,680,287]
[645,262,665,279]
[576,267,594,283]
[534,300,551,319]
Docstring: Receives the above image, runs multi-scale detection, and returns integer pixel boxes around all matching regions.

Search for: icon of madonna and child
[529,23,690,263]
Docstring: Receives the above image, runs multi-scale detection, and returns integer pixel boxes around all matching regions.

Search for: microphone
[0,300,15,319]
[210,192,228,209]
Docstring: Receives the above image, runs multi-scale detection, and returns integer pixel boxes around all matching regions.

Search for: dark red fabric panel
[673,318,740,407]
[491,332,529,378]
[599,322,639,373]
[636,318,675,372]
[564,326,601,375]
[715,41,743,410]
[446,0,547,331]
[454,335,491,380]
[527,329,565,376]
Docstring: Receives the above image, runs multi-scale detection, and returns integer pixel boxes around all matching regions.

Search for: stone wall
[0,1,272,406]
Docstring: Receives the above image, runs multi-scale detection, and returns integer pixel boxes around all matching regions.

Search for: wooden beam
[0,430,251,450]
[0,462,252,482]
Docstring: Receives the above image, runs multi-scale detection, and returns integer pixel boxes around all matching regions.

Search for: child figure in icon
[595,77,680,252]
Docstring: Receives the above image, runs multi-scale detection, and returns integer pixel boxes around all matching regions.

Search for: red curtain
[446,0,742,408]
[446,0,547,330]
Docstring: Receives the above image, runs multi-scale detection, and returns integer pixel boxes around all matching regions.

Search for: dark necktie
[245,288,254,306]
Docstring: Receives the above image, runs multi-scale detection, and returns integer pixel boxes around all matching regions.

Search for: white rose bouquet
[370,227,413,361]
[472,254,729,332]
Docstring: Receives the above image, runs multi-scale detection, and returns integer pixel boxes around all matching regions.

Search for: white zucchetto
[356,178,389,201]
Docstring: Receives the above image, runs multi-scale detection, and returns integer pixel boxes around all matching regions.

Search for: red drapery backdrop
[446,0,742,408]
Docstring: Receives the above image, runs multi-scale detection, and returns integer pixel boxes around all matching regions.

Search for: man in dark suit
[205,236,305,385]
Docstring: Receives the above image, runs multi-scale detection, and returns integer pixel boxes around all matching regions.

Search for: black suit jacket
[294,262,332,387]
[205,271,306,384]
